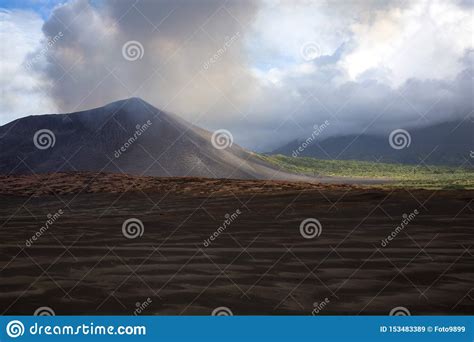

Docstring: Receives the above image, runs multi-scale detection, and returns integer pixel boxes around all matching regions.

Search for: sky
[1,0,473,151]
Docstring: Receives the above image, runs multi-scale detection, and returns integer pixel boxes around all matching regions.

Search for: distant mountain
[0,98,302,180]
[272,120,473,166]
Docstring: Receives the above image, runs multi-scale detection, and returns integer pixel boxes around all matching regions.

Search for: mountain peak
[105,97,151,109]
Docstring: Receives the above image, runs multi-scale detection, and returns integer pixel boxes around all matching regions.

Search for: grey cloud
[229,50,473,151]
[455,0,474,8]
[31,0,473,151]
[38,0,259,115]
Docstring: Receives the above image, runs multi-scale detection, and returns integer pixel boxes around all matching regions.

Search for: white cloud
[343,0,473,85]
[0,9,57,124]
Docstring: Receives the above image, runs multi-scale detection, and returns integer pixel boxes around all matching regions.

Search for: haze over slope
[273,120,473,166]
[0,98,296,180]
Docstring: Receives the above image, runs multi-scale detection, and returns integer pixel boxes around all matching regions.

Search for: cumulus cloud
[1,0,473,151]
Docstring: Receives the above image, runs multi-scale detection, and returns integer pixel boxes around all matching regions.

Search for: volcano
[0,98,302,180]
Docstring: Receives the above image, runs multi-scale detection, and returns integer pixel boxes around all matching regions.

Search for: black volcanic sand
[0,180,472,315]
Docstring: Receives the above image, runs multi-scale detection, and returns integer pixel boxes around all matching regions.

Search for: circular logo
[300,42,320,61]
[299,218,322,239]
[34,306,55,316]
[33,129,56,150]
[6,320,24,338]
[122,218,144,239]
[122,40,144,61]
[389,129,411,150]
[389,306,411,316]
[211,129,233,150]
[211,306,233,316]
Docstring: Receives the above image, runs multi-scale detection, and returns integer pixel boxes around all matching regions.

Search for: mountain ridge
[272,119,473,166]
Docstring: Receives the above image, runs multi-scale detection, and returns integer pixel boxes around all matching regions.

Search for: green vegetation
[260,154,474,189]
